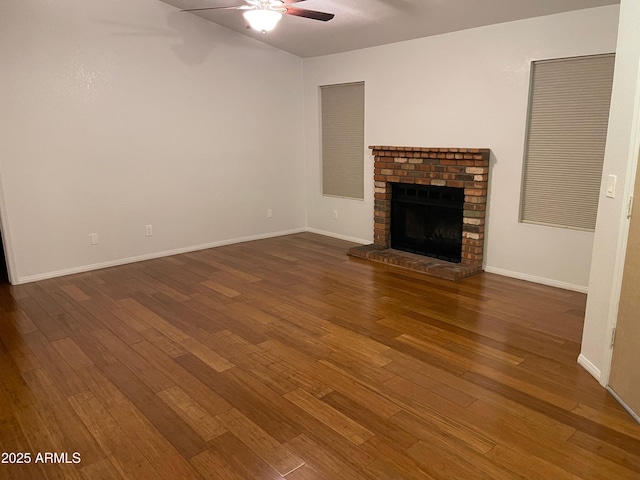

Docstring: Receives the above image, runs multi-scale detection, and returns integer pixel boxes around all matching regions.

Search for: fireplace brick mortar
[350,146,490,280]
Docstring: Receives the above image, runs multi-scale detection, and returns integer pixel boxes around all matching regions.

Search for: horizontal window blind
[521,54,615,231]
[321,82,365,199]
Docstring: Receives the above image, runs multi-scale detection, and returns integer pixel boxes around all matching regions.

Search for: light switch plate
[606,174,617,198]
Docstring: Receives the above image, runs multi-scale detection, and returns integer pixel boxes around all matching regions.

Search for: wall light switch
[90,233,99,245]
[606,174,617,198]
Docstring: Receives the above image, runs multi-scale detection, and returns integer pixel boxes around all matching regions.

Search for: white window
[520,54,615,231]
[320,82,365,200]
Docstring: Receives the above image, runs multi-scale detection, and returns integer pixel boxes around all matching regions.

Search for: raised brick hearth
[348,146,490,281]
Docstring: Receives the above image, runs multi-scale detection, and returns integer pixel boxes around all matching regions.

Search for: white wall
[580,0,640,384]
[0,0,305,283]
[303,6,620,291]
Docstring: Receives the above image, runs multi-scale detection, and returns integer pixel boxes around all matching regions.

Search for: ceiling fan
[182,0,335,33]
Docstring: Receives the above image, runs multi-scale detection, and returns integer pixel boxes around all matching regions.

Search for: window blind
[321,82,365,199]
[521,54,615,231]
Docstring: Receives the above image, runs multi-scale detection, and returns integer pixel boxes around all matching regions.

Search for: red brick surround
[349,146,490,280]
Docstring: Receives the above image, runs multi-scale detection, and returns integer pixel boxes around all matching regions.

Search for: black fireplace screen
[391,184,464,263]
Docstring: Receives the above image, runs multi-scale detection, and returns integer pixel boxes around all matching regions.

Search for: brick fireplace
[348,146,490,280]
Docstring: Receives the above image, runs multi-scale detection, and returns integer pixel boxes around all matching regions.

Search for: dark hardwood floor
[0,232,639,479]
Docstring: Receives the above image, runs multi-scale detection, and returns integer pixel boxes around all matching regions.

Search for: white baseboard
[16,228,306,284]
[483,266,588,294]
[606,387,640,424]
[305,228,371,245]
[577,353,602,382]
[17,230,590,295]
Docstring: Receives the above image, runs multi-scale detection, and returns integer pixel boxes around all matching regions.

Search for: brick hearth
[349,146,490,281]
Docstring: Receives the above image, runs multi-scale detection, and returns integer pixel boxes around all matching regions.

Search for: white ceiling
[160,0,620,58]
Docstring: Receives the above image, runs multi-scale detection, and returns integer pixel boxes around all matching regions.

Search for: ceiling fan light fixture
[243,9,282,33]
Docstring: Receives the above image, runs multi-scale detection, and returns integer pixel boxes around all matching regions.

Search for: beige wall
[0,0,306,283]
[303,6,619,291]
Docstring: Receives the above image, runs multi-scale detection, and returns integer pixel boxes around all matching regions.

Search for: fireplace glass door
[391,184,464,263]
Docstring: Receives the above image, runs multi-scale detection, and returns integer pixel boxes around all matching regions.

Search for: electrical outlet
[90,233,99,245]
[267,209,273,218]
[333,210,338,219]
[145,225,153,237]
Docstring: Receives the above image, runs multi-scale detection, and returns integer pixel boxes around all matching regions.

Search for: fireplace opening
[391,183,464,263]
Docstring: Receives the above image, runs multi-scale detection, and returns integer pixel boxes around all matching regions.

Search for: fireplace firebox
[391,184,464,263]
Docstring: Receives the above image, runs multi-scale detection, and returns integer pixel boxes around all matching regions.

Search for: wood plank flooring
[1,232,639,479]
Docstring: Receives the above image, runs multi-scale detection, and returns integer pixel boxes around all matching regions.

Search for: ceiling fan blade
[282,0,307,4]
[181,5,251,12]
[284,7,334,22]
